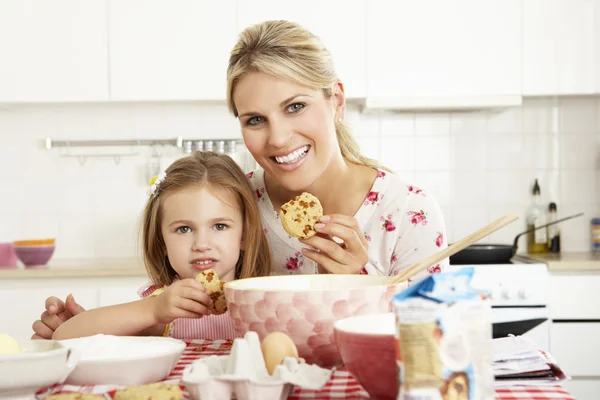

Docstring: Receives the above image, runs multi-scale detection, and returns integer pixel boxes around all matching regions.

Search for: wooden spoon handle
[389,213,519,285]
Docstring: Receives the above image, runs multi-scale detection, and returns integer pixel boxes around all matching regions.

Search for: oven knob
[518,288,529,299]
[502,289,512,300]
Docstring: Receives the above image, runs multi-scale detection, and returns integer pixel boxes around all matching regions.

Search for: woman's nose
[267,118,292,148]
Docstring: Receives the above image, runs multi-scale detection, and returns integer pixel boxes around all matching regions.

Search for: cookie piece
[114,383,183,400]
[46,394,105,400]
[195,268,227,315]
[279,192,323,239]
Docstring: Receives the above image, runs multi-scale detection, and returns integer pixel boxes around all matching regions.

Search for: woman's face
[233,72,345,192]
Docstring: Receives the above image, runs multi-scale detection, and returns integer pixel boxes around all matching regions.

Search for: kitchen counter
[515,252,600,272]
[0,258,148,279]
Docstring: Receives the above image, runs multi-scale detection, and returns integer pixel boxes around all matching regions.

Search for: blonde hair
[226,19,389,172]
[140,151,271,286]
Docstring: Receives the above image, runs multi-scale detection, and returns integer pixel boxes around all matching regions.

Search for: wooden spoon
[389,213,519,285]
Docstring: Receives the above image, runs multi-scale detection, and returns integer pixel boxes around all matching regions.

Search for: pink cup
[0,242,18,268]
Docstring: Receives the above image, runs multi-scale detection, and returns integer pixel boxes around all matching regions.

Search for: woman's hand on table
[31,294,85,339]
[152,278,213,324]
[300,214,369,275]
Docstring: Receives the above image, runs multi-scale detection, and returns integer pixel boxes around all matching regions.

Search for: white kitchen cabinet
[0,0,109,102]
[97,277,150,307]
[522,0,595,95]
[594,0,600,93]
[108,0,238,101]
[236,0,366,99]
[549,273,600,400]
[366,0,521,104]
[0,276,148,343]
[0,285,97,343]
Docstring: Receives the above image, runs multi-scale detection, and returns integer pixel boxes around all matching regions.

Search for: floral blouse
[247,168,448,281]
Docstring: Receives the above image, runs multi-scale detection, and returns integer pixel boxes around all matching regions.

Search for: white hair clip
[147,171,167,197]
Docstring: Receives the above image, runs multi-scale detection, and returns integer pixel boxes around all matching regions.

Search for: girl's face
[233,72,345,192]
[160,185,244,282]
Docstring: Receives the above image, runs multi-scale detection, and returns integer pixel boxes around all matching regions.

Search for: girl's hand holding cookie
[152,278,213,324]
[300,214,369,275]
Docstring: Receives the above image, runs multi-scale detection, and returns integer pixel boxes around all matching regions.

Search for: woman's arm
[52,296,165,340]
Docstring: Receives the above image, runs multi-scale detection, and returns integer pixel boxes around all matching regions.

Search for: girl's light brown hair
[226,19,391,172]
[140,151,271,286]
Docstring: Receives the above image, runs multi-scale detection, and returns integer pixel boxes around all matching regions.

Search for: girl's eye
[214,223,228,231]
[247,116,265,126]
[286,103,305,113]
[176,226,192,234]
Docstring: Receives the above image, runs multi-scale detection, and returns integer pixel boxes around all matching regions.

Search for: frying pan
[449,212,585,265]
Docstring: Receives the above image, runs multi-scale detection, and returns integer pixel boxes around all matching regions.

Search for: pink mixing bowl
[224,274,406,367]
[334,313,398,400]
[14,245,55,267]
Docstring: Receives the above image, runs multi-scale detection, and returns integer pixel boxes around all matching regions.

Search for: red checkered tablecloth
[36,340,575,400]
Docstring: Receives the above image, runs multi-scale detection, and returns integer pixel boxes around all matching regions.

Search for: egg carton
[181,332,333,400]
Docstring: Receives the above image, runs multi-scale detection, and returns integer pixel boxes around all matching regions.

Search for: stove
[446,261,550,352]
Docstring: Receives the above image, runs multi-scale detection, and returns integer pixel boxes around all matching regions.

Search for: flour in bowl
[59,334,186,361]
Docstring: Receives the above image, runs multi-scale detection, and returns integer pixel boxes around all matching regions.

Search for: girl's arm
[52,278,212,340]
[52,296,165,340]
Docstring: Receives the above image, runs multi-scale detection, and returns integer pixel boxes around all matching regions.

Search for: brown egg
[261,331,299,375]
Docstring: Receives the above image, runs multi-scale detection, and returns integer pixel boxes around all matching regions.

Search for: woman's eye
[176,226,191,234]
[214,223,228,231]
[286,103,305,113]
[247,116,264,126]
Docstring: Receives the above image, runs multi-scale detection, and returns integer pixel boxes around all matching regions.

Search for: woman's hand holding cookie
[152,278,213,324]
[300,214,369,275]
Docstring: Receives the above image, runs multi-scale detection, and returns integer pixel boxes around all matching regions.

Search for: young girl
[52,151,271,340]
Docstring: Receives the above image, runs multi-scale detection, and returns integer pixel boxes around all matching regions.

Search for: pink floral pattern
[407,185,425,196]
[428,264,442,274]
[436,232,444,247]
[407,210,428,226]
[380,214,396,232]
[247,168,448,280]
[363,191,379,206]
[255,187,265,200]
[246,171,255,179]
[285,252,304,271]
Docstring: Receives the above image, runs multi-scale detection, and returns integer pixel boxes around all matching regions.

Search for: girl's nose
[192,233,212,251]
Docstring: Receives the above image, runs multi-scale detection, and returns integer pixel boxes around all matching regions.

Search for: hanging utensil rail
[44,137,244,149]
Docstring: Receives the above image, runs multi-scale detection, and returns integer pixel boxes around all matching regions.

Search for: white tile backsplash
[415,114,450,136]
[0,97,598,257]
[379,113,414,137]
[379,136,415,171]
[414,136,450,171]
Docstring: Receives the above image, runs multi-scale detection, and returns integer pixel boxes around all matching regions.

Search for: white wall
[0,97,597,261]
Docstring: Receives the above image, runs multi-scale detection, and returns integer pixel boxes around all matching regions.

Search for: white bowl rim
[0,342,68,361]
[59,336,186,364]
[333,312,396,336]
[224,274,399,291]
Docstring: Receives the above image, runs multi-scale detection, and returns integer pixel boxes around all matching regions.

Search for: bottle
[547,202,560,253]
[526,179,548,253]
[592,218,600,253]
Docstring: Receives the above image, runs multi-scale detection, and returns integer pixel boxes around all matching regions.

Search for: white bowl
[0,340,78,398]
[59,335,186,386]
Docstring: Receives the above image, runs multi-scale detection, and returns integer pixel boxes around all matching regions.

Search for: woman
[32,20,448,339]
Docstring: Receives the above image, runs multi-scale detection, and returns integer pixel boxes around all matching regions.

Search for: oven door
[491,307,550,352]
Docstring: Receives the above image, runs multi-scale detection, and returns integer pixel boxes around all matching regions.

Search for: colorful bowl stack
[12,238,56,268]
